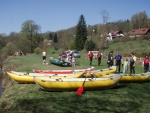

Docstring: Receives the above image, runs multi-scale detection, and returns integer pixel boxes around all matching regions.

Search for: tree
[1,42,17,57]
[8,32,19,42]
[0,33,7,49]
[100,10,109,51]
[84,40,96,51]
[100,10,109,25]
[53,33,58,43]
[48,33,53,40]
[130,11,149,29]
[16,38,32,54]
[68,39,75,50]
[20,20,41,53]
[75,15,87,50]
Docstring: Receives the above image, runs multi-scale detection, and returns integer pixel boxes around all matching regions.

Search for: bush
[34,47,42,55]
[0,48,9,59]
[84,40,96,51]
[0,42,18,58]
[68,40,75,50]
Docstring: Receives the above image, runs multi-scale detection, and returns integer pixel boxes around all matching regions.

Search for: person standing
[114,53,122,73]
[69,52,73,63]
[107,51,113,68]
[123,58,129,74]
[66,51,70,61]
[97,52,102,66]
[42,50,47,64]
[72,56,76,67]
[142,55,150,73]
[129,52,136,75]
[88,51,94,66]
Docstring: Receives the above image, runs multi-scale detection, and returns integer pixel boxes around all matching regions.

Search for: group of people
[42,50,76,66]
[58,51,76,67]
[42,50,150,73]
[88,50,150,74]
[88,51,102,66]
[42,50,76,67]
[107,51,150,74]
[10,51,23,56]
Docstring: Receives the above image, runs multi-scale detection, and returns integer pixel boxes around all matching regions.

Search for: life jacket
[88,53,93,58]
[116,55,121,61]
[97,54,101,58]
[144,58,149,64]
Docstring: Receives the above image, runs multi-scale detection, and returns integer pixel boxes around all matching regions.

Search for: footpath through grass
[0,52,150,113]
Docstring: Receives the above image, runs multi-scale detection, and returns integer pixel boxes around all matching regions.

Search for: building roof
[129,28,150,35]
[109,30,122,35]
[104,30,123,37]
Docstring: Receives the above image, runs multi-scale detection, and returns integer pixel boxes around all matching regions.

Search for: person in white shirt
[42,51,46,64]
[65,51,70,61]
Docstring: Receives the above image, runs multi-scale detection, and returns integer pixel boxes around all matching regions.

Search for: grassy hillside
[1,45,150,112]
[103,40,150,57]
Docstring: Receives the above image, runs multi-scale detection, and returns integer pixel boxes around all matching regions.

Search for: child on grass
[72,57,76,67]
[123,58,129,74]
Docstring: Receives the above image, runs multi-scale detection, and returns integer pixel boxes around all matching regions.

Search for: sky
[0,0,150,35]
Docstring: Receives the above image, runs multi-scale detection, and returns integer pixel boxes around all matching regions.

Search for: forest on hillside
[0,11,150,59]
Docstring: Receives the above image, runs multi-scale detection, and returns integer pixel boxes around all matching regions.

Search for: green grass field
[1,50,150,113]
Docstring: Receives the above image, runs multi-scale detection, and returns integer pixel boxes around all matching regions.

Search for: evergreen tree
[53,33,58,43]
[49,33,53,40]
[75,15,87,50]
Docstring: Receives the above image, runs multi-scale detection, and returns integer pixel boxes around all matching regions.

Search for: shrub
[34,47,42,55]
[0,42,18,58]
[84,40,96,51]
[68,40,75,50]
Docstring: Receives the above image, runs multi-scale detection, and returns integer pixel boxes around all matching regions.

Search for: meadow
[0,49,150,113]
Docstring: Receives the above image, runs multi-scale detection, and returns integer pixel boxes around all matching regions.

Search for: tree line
[0,11,150,59]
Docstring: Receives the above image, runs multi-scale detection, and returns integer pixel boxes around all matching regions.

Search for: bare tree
[100,10,109,25]
[100,10,109,51]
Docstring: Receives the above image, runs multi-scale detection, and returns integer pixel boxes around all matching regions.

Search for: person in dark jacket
[97,52,102,66]
[107,51,113,68]
[114,53,122,73]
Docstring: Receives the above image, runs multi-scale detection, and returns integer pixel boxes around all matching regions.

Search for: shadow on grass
[11,92,143,113]
[2,82,150,113]
[111,83,127,89]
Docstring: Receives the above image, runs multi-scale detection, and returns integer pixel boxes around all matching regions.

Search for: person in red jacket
[97,52,102,66]
[142,55,150,73]
[88,51,94,66]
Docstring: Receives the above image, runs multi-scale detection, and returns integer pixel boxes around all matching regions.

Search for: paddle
[76,78,86,95]
[76,70,89,95]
